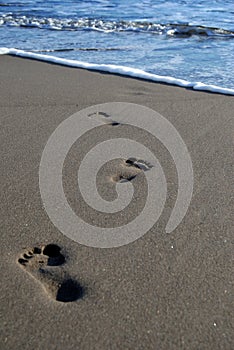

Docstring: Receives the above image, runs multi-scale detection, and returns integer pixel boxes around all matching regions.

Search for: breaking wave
[1,14,234,38]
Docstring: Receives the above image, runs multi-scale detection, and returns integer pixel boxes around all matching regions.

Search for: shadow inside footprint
[110,121,120,126]
[56,279,84,302]
[125,158,153,171]
[43,244,65,266]
[18,244,85,303]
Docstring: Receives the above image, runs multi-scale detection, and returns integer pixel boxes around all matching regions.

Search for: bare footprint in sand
[18,244,84,302]
[111,158,154,183]
[125,157,154,171]
[88,111,121,126]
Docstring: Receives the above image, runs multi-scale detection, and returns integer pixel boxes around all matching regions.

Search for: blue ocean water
[0,0,234,91]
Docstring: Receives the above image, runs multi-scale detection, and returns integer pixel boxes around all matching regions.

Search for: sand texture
[0,55,233,350]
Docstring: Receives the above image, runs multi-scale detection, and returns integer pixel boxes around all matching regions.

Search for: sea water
[0,0,233,94]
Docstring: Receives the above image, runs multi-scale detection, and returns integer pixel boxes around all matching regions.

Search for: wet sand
[0,55,233,349]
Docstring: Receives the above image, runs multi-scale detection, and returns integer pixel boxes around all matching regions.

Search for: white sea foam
[1,47,234,95]
[1,15,234,37]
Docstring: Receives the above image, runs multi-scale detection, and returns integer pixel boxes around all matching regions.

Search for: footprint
[111,171,139,183]
[18,244,84,302]
[109,159,142,184]
[88,111,121,126]
[112,157,154,183]
[125,158,154,171]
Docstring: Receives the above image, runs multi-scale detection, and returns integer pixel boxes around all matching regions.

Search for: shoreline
[1,48,234,95]
[1,55,233,350]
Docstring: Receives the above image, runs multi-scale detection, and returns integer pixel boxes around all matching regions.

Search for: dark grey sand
[0,55,233,349]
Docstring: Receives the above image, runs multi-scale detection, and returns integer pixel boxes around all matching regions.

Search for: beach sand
[0,55,233,349]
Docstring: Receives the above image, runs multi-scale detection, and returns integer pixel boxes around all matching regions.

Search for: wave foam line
[1,48,234,95]
[1,15,234,38]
